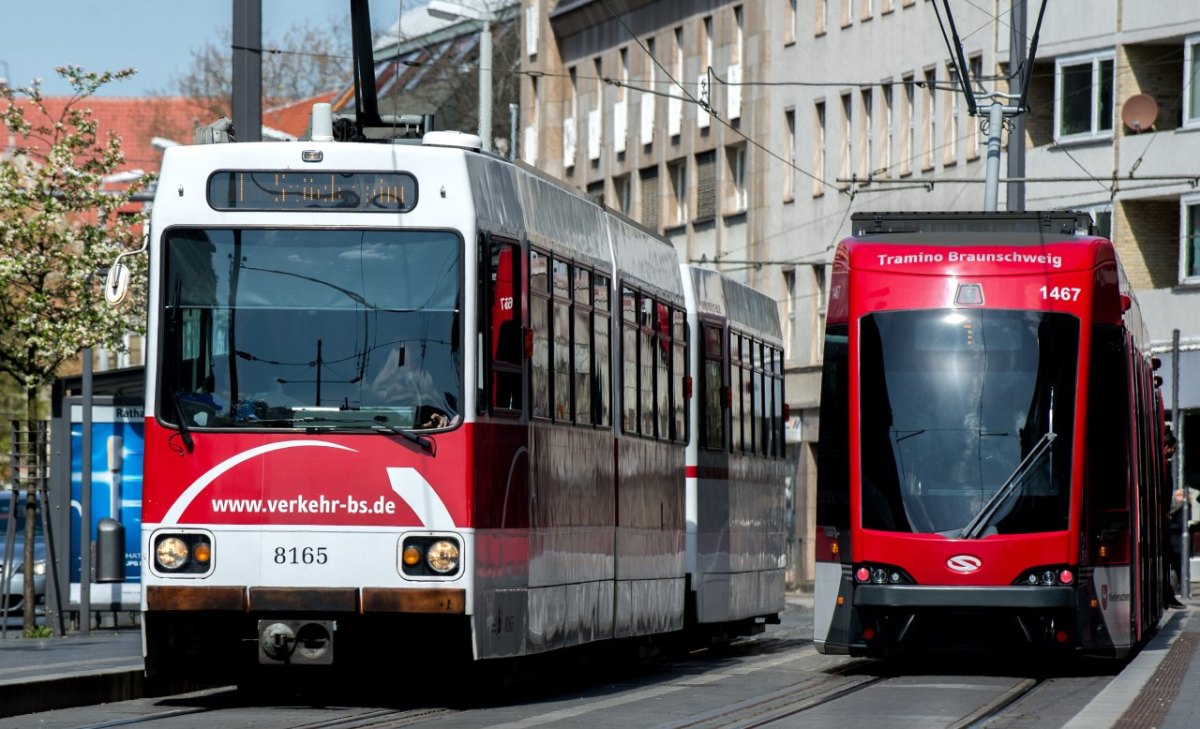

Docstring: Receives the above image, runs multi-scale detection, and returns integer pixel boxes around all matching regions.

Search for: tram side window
[701,324,725,450]
[622,286,638,433]
[573,267,592,425]
[552,257,572,421]
[772,347,784,457]
[640,295,657,437]
[1084,323,1128,551]
[672,308,687,442]
[730,333,744,452]
[593,275,611,426]
[530,249,551,419]
[816,324,850,529]
[488,238,522,414]
[655,302,671,439]
[750,338,762,456]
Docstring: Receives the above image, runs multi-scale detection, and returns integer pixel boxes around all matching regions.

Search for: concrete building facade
[521,0,1200,585]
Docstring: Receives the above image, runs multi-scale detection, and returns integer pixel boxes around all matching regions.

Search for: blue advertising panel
[69,403,143,608]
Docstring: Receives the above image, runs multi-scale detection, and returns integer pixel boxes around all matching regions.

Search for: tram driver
[368,343,459,429]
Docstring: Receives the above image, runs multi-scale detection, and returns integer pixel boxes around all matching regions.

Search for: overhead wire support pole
[983,94,1022,212]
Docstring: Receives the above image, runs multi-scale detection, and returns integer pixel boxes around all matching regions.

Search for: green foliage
[0,66,151,418]
[24,625,54,639]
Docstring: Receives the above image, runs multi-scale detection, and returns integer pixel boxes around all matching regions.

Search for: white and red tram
[135,116,788,679]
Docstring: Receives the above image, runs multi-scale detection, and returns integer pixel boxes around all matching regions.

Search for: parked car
[0,490,47,625]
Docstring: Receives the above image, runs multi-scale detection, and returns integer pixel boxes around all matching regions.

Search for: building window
[725,143,747,213]
[860,87,872,180]
[641,38,656,146]
[901,75,914,176]
[614,174,632,216]
[783,268,797,361]
[564,67,578,170]
[668,158,688,227]
[640,165,660,231]
[814,100,827,196]
[860,0,873,21]
[1055,50,1114,141]
[615,48,629,155]
[922,67,935,171]
[668,27,684,138]
[524,75,539,166]
[813,265,828,362]
[816,0,827,35]
[786,0,798,45]
[839,93,852,188]
[525,0,539,58]
[943,64,958,166]
[1185,34,1200,127]
[696,150,717,219]
[784,108,796,201]
[881,82,893,177]
[1182,196,1200,283]
[967,56,982,160]
[841,0,852,28]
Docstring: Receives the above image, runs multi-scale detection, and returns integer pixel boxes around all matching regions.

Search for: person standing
[1165,426,1186,608]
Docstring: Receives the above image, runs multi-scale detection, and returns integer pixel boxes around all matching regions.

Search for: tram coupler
[257,620,334,665]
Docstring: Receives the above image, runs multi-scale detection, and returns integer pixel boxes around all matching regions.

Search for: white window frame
[1054,49,1115,143]
[1181,193,1200,284]
[1185,34,1200,128]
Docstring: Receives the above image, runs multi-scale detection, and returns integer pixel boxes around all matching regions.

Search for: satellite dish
[1121,94,1158,133]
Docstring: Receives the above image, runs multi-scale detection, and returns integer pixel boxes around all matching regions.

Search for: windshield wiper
[169,390,195,453]
[293,415,433,453]
[958,430,1056,540]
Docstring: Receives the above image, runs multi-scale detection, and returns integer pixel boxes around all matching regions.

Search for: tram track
[70,701,459,729]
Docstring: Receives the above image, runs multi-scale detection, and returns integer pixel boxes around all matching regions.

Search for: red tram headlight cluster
[1013,565,1074,587]
[854,563,914,585]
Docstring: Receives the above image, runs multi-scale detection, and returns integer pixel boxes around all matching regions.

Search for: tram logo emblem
[946,555,982,574]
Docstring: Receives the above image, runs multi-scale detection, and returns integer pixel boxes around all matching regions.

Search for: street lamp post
[428,1,494,152]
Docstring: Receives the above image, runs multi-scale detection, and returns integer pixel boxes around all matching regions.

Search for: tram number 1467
[1039,285,1082,302]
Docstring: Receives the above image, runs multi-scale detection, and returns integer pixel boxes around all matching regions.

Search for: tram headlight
[400,536,462,578]
[853,563,915,585]
[155,537,189,570]
[426,540,460,574]
[151,531,215,575]
[1014,565,1075,588]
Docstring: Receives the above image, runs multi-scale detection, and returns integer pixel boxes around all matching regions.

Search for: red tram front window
[858,309,1079,536]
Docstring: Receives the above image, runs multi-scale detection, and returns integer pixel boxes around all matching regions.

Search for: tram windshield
[159,228,462,431]
[859,309,1078,536]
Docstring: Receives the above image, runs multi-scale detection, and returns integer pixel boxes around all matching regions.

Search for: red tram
[126,109,788,681]
[814,212,1169,658]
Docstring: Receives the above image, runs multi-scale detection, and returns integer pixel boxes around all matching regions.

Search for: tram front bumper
[854,584,1075,609]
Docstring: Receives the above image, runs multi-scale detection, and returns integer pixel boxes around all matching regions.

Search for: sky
[0,0,434,97]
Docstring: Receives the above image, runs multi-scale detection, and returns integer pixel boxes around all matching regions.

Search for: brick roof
[4,96,210,176]
[263,90,340,139]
